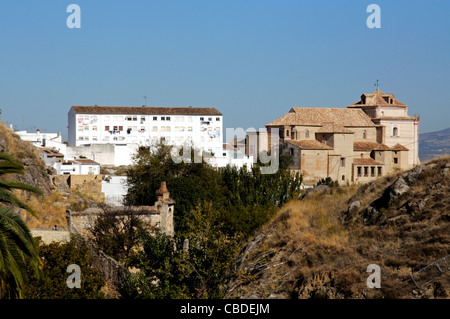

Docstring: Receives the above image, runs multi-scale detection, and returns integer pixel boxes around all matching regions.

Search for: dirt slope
[226,156,449,299]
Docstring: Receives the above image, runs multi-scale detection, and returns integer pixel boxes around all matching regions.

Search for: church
[260,88,420,185]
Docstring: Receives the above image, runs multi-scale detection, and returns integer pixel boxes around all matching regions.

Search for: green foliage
[317,176,339,188]
[89,208,147,266]
[124,142,225,234]
[118,143,303,298]
[119,203,240,299]
[0,207,42,298]
[23,236,105,299]
[0,152,43,298]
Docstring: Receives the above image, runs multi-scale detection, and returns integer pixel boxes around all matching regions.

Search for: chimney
[156,181,170,200]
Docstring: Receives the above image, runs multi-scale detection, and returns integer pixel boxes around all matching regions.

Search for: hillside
[419,127,450,162]
[226,156,449,299]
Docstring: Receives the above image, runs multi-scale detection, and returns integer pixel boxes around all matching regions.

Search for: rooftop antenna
[143,96,147,106]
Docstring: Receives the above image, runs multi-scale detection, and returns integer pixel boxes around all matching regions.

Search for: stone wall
[31,228,71,244]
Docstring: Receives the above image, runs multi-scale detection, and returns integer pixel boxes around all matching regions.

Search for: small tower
[155,181,175,236]
[156,181,170,200]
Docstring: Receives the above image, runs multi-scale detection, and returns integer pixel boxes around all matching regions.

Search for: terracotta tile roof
[353,141,391,151]
[74,159,100,165]
[266,107,376,127]
[287,139,333,150]
[39,147,64,157]
[390,143,409,151]
[317,122,354,134]
[72,105,222,116]
[353,158,384,165]
[348,89,408,108]
[371,116,415,121]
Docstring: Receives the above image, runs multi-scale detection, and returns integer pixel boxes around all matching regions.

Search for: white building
[67,105,223,157]
[207,143,254,171]
[54,159,100,175]
[15,129,67,155]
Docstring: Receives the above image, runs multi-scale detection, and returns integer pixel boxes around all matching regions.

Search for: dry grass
[228,156,450,299]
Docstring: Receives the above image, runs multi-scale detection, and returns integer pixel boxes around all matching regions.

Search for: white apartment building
[68,105,223,156]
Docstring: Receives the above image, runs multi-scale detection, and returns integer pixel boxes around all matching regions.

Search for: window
[393,157,398,164]
[166,116,171,121]
[363,130,367,139]
[371,167,375,176]
[165,126,171,132]
[377,166,382,176]
[216,117,220,121]
[188,126,193,132]
[305,130,310,138]
[200,117,204,121]
[78,126,83,131]
[161,117,166,121]
[92,126,97,131]
[290,148,294,156]
[119,126,123,131]
[132,116,137,121]
[393,126,399,136]
[153,116,157,121]
[208,117,212,121]
[126,116,132,121]
[342,175,345,181]
[364,167,369,177]
[179,126,185,132]
[357,166,362,177]
[92,136,97,141]
[113,126,118,131]
[286,130,289,137]
[105,126,110,131]
[340,158,345,167]
[84,126,89,131]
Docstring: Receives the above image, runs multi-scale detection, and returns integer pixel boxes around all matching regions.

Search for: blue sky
[0,0,449,140]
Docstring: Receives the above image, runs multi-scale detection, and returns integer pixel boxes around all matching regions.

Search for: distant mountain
[419,127,450,162]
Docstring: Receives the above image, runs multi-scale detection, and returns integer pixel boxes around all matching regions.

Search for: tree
[0,152,43,298]
[23,236,105,299]
[89,207,148,266]
[125,142,226,234]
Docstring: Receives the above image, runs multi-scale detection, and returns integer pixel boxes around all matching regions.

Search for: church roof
[317,122,354,134]
[353,158,384,166]
[353,141,392,151]
[286,139,333,150]
[390,143,409,151]
[266,107,376,127]
[347,89,408,108]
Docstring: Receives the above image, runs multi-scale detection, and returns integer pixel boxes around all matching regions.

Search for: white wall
[102,176,128,206]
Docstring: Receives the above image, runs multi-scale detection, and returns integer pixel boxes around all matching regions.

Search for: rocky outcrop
[362,163,443,224]
[0,122,53,195]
